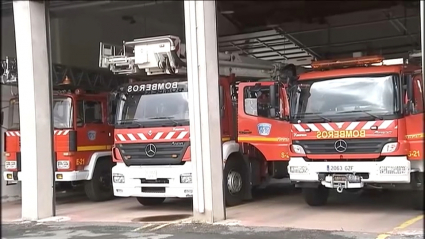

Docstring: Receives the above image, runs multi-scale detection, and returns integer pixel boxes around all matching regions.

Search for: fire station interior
[1,0,424,236]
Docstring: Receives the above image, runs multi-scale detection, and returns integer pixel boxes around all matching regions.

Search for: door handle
[100,131,106,133]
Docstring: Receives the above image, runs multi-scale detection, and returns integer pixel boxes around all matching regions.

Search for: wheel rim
[227,170,242,195]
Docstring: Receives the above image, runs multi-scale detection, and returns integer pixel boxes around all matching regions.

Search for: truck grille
[116,142,189,166]
[293,138,396,154]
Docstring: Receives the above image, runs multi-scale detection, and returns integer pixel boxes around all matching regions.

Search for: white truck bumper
[112,162,193,198]
[288,156,412,189]
[55,171,89,181]
[3,171,88,182]
[3,171,21,182]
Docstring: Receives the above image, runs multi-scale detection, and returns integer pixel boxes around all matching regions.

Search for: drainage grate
[131,214,192,223]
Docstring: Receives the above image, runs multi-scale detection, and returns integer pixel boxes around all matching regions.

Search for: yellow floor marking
[132,223,154,232]
[149,223,172,231]
[375,214,424,239]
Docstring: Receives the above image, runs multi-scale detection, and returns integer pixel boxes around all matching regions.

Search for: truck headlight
[379,166,408,175]
[381,142,398,153]
[289,166,309,174]
[5,161,17,170]
[292,144,306,154]
[113,173,125,183]
[57,161,70,169]
[180,173,192,184]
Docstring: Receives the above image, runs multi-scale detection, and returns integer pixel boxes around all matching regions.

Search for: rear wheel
[224,157,246,207]
[84,159,114,202]
[302,186,329,206]
[136,197,165,206]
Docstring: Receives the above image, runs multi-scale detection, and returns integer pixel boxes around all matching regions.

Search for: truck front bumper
[3,171,88,182]
[288,156,412,189]
[112,162,193,198]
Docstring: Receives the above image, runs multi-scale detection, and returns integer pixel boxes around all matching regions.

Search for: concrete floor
[2,185,423,239]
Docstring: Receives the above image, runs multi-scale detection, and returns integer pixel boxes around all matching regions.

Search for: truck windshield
[116,81,189,127]
[8,97,73,130]
[290,75,398,122]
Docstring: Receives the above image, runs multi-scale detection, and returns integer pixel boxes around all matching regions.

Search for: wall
[57,14,184,69]
[58,12,238,69]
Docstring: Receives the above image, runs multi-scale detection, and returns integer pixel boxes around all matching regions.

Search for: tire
[84,159,114,202]
[412,190,424,211]
[136,197,165,206]
[224,157,246,207]
[302,186,329,206]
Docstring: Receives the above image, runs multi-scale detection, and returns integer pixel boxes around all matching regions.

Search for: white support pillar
[184,0,226,223]
[13,0,55,220]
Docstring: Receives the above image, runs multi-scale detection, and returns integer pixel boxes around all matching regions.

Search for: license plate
[144,170,157,180]
[327,165,354,172]
[332,174,361,183]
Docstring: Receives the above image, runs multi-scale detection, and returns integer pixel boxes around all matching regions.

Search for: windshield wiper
[147,116,181,125]
[116,119,143,127]
[337,110,383,120]
[301,112,332,122]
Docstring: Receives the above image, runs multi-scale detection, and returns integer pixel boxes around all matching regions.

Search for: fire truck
[1,57,126,201]
[99,35,296,206]
[286,55,424,210]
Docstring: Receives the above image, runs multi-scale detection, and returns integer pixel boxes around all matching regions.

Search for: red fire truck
[1,57,125,201]
[286,55,424,210]
[99,35,296,206]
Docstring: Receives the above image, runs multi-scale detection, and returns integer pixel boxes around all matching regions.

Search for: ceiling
[216,1,418,31]
[216,1,421,62]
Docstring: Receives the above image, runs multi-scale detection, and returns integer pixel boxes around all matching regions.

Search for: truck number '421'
[327,165,354,172]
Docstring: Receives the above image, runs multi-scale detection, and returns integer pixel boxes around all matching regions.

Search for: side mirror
[1,111,4,126]
[406,75,413,101]
[219,86,225,117]
[269,84,278,118]
[107,92,118,125]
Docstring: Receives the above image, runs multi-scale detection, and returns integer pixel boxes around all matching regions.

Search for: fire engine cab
[286,55,424,210]
[99,35,296,206]
[1,57,126,201]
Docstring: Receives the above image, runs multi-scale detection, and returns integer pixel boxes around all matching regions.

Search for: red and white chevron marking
[292,120,396,132]
[115,131,190,142]
[5,130,70,137]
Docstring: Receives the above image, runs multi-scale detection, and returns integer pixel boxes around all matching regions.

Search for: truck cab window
[244,86,274,118]
[412,75,424,114]
[77,100,84,127]
[84,101,103,124]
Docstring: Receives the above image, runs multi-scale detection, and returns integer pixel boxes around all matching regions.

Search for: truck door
[404,73,424,160]
[76,98,111,165]
[237,82,291,160]
[219,79,231,140]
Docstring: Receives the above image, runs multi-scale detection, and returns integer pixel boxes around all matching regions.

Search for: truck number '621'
[327,165,354,172]
[127,82,178,92]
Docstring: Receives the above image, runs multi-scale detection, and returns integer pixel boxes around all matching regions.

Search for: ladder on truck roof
[1,56,128,92]
[99,35,286,80]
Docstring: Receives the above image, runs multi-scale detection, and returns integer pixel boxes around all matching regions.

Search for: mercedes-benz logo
[145,143,157,158]
[334,139,348,153]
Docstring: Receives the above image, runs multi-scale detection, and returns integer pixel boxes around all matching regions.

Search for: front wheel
[136,197,165,206]
[224,158,246,207]
[302,186,329,206]
[412,190,424,211]
[84,159,114,202]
